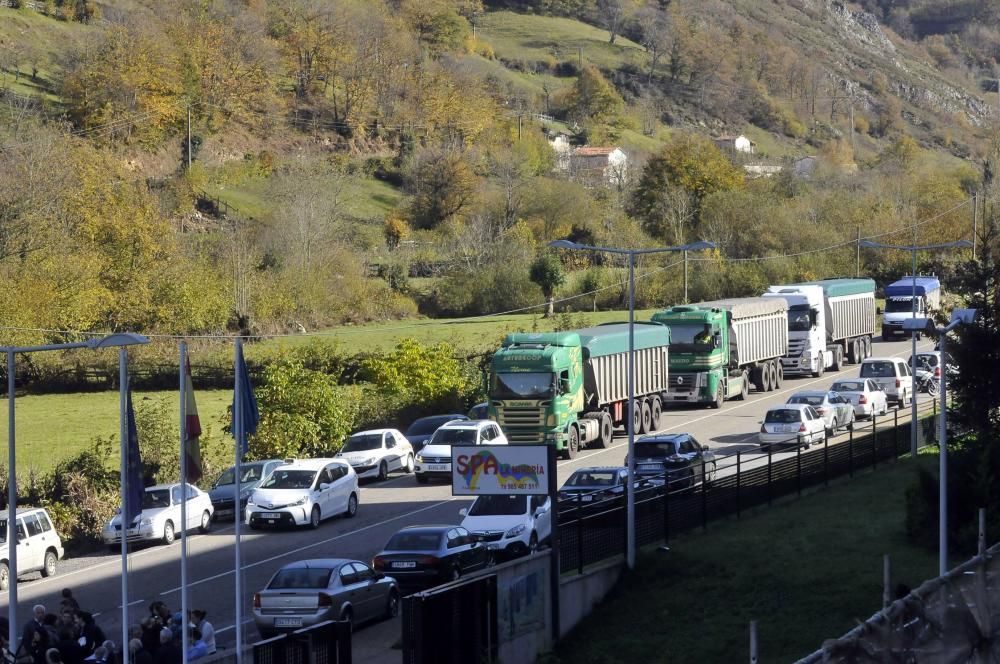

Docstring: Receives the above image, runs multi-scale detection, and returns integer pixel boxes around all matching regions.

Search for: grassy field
[0,390,233,474]
[259,309,658,354]
[554,457,938,663]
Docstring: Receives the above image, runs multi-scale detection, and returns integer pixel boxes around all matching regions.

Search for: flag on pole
[124,384,144,525]
[232,341,260,458]
[183,357,203,483]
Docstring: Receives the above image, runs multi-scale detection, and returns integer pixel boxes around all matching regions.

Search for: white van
[859,357,913,407]
[0,507,64,591]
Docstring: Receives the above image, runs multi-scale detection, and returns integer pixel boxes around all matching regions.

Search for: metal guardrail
[556,398,943,574]
[251,619,352,664]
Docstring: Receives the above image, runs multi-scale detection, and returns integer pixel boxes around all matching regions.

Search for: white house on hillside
[713,134,756,154]
[568,146,628,186]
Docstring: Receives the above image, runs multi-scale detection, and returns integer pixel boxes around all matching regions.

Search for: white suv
[0,507,64,591]
[414,420,508,484]
[246,459,359,529]
[860,357,914,407]
[336,428,415,481]
[460,494,551,560]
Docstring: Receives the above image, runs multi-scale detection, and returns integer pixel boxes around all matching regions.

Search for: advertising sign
[451,445,549,495]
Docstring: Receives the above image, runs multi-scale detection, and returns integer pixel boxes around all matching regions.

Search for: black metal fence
[558,399,943,575]
[402,574,498,664]
[251,620,352,664]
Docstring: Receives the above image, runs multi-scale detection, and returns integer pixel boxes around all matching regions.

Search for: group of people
[1,590,216,664]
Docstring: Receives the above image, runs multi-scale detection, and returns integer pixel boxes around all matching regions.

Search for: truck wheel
[750,366,765,392]
[863,337,872,358]
[847,340,859,365]
[596,412,613,449]
[639,400,652,434]
[762,363,773,392]
[768,362,779,391]
[812,359,824,379]
[831,347,842,371]
[650,397,661,431]
[710,385,723,409]
[735,372,749,400]
[632,400,642,434]
[774,363,783,389]
[562,426,580,460]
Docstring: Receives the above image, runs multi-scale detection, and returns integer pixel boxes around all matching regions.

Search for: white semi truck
[763,278,877,378]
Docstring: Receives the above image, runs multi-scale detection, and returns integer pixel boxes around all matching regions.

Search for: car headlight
[505,524,526,538]
[290,497,308,507]
[364,457,377,466]
[246,493,256,505]
[416,455,424,463]
[140,518,152,527]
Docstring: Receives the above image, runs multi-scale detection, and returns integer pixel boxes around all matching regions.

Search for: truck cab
[882,276,941,340]
[651,307,729,405]
[764,285,827,377]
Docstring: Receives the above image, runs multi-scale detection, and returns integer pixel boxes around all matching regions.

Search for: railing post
[736,451,742,518]
[883,554,892,608]
[872,421,878,470]
[577,493,584,575]
[823,433,829,487]
[662,475,670,547]
[979,507,987,557]
[749,620,759,664]
[767,446,773,507]
[796,443,802,497]
[701,458,708,530]
[894,407,900,455]
[848,428,854,478]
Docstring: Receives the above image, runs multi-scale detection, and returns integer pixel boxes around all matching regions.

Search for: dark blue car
[404,414,468,453]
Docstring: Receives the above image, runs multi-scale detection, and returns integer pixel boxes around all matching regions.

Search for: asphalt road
[0,336,936,659]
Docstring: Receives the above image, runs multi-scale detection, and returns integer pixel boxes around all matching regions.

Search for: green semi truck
[487,323,671,459]
[651,297,789,407]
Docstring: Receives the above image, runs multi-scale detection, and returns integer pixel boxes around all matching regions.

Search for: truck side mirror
[876,307,882,315]
[559,377,571,394]
[713,334,722,349]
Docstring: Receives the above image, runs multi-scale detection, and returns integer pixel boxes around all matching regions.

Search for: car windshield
[634,441,678,457]
[861,361,895,378]
[832,381,864,392]
[143,489,171,509]
[406,417,457,436]
[268,567,333,589]
[343,434,382,452]
[788,395,824,406]
[260,470,316,490]
[492,372,553,399]
[885,297,914,313]
[429,428,477,445]
[215,464,266,486]
[385,531,444,551]
[765,409,802,424]
[468,494,528,516]
[565,471,617,487]
[787,304,813,332]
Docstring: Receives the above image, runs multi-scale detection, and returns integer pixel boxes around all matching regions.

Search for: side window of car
[352,562,375,582]
[172,487,183,504]
[897,362,908,376]
[446,528,461,548]
[38,513,52,533]
[15,519,26,542]
[186,485,198,499]
[385,432,396,449]
[339,566,358,586]
[23,515,42,538]
[679,440,694,454]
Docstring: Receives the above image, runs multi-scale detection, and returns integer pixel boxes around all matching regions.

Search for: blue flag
[124,386,144,525]
[233,341,260,459]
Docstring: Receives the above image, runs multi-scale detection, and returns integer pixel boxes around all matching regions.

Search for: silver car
[253,558,399,637]
[786,390,855,436]
[830,379,889,419]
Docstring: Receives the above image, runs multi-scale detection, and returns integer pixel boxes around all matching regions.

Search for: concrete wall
[492,551,554,664]
[559,558,625,639]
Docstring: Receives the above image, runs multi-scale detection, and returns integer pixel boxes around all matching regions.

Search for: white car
[785,390,855,436]
[102,483,213,549]
[336,429,415,481]
[0,507,64,590]
[759,404,826,451]
[246,458,358,529]
[459,493,551,560]
[860,357,913,407]
[830,378,889,419]
[415,420,508,484]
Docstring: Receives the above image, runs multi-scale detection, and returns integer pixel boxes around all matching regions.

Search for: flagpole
[180,343,189,664]
[119,349,130,664]
[234,337,244,664]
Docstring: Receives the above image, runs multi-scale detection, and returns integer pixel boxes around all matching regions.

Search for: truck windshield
[665,323,714,349]
[787,305,813,332]
[492,372,554,399]
[885,297,914,313]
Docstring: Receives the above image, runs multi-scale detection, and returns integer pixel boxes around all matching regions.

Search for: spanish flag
[184,355,203,483]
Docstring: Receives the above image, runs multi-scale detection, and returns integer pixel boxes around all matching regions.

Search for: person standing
[152,629,180,664]
[188,611,215,655]
[127,639,152,664]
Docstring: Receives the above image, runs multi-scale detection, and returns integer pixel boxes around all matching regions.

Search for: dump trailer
[488,323,670,459]
[881,276,941,340]
[652,297,788,407]
[763,278,876,377]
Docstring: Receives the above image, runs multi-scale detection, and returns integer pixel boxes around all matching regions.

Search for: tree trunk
[546,294,555,318]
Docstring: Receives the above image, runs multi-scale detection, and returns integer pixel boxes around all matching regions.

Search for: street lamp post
[549,239,716,569]
[1,333,149,657]
[859,239,972,458]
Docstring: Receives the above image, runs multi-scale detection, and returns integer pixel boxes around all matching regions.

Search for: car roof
[273,458,344,471]
[863,357,898,363]
[788,390,827,397]
[414,414,467,422]
[277,558,357,570]
[768,403,811,412]
[146,483,193,491]
[572,466,626,473]
[393,525,453,535]
[637,433,689,442]
[439,419,493,430]
[0,507,51,519]
[349,428,397,436]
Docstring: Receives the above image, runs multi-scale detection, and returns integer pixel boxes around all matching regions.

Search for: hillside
[0,0,991,345]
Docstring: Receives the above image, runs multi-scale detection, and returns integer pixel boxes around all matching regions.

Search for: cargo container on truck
[652,298,788,408]
[881,276,941,340]
[488,323,670,459]
[763,278,876,377]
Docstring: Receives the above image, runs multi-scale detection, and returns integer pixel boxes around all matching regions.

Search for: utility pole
[683,250,689,304]
[187,105,192,171]
[518,114,522,141]
[856,225,861,278]
[578,47,583,69]
[973,192,978,256]
[849,100,856,154]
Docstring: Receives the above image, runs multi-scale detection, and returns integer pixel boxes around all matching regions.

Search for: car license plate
[274,617,302,628]
[216,508,233,517]
[260,512,281,519]
[581,495,593,502]
[392,561,417,569]
[427,464,448,471]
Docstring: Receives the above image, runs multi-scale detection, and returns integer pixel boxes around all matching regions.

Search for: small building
[569,146,628,186]
[713,134,757,155]
[549,132,572,170]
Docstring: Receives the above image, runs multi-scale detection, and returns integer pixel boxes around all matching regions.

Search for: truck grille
[498,408,545,427]
[668,374,696,391]
[507,431,545,443]
[786,339,806,357]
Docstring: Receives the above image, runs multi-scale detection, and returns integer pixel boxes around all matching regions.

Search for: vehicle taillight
[895,378,901,388]
[760,424,767,433]
[934,367,940,378]
[252,593,261,609]
[318,592,333,608]
[419,555,439,566]
[799,423,807,432]
[858,395,867,404]
[372,556,385,571]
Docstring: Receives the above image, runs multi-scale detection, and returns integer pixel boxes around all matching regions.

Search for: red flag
[184,357,203,483]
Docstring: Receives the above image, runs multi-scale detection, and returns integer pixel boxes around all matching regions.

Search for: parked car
[404,414,469,453]
[336,429,415,481]
[759,404,826,451]
[0,507,64,591]
[209,459,284,521]
[467,403,489,420]
[625,433,716,490]
[786,390,855,436]
[372,525,490,589]
[459,494,551,561]
[252,558,399,638]
[859,357,913,407]
[246,459,358,529]
[829,379,889,419]
[909,351,957,381]
[102,483,213,549]
[558,467,637,503]
[415,420,508,484]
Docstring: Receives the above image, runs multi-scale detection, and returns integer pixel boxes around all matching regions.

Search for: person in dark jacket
[128,638,153,664]
[74,612,103,658]
[152,629,180,664]
[54,627,84,664]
